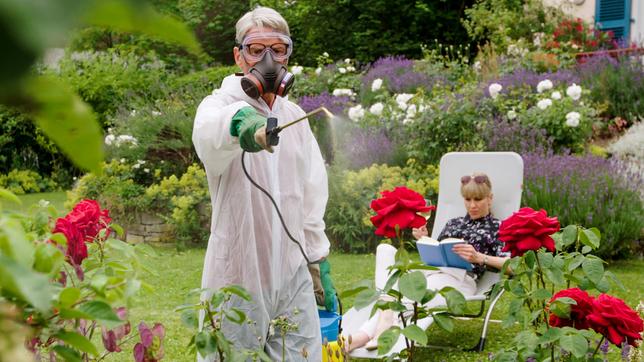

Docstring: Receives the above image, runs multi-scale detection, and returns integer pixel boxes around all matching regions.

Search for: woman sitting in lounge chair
[345,172,510,352]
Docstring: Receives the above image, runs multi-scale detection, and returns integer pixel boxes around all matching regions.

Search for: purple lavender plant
[363,56,445,93]
[522,152,643,259]
[482,116,554,156]
[298,92,351,120]
[484,68,580,97]
[336,126,394,169]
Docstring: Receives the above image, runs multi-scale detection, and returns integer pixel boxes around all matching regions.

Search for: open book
[416,236,473,271]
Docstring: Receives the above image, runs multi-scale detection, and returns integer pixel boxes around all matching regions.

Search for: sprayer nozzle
[320,107,334,119]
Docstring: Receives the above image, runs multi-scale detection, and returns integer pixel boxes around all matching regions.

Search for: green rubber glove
[319,259,337,312]
[230,106,266,152]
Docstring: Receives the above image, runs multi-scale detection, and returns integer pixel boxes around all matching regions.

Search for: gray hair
[235,6,290,44]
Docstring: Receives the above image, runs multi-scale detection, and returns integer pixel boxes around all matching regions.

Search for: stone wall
[125,212,173,244]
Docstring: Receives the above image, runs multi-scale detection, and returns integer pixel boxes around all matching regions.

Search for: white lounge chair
[342,152,523,358]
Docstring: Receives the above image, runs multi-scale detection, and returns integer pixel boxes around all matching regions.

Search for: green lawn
[106,246,641,362]
[3,191,68,214]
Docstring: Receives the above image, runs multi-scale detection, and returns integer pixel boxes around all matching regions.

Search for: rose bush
[499,207,560,257]
[370,186,435,238]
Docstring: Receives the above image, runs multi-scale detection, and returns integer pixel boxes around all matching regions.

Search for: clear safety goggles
[239,32,293,62]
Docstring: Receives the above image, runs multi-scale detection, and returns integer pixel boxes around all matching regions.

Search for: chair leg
[467,289,505,352]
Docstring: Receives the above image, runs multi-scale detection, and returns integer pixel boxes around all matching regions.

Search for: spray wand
[265,106,334,146]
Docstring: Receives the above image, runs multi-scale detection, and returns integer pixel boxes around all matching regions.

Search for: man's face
[234,27,291,73]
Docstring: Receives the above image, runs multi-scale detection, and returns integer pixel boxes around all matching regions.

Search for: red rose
[498,207,560,257]
[370,186,434,238]
[67,199,111,242]
[548,288,595,329]
[587,294,644,347]
[52,217,87,265]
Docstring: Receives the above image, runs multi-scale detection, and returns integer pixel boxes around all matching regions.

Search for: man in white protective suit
[192,6,329,361]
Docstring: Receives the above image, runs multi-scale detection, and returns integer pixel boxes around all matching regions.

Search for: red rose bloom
[52,217,87,265]
[548,288,595,329]
[498,207,560,257]
[587,294,644,347]
[370,186,435,238]
[67,199,111,241]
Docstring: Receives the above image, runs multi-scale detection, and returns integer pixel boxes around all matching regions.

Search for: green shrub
[68,162,211,246]
[56,49,167,124]
[326,160,439,253]
[145,164,211,245]
[403,89,485,165]
[0,169,58,195]
[0,105,79,187]
[169,65,239,95]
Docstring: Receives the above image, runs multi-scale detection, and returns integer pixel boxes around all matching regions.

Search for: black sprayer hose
[241,150,312,265]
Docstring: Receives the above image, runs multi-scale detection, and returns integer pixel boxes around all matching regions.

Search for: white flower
[402,117,413,125]
[143,168,150,173]
[332,88,354,97]
[116,135,138,146]
[488,83,502,99]
[344,58,351,64]
[132,163,141,169]
[315,67,322,75]
[565,111,581,127]
[346,66,355,72]
[418,104,426,113]
[369,102,384,116]
[120,158,126,163]
[395,93,414,110]
[371,78,383,92]
[566,83,582,100]
[291,65,303,75]
[151,110,162,116]
[406,104,417,118]
[136,160,146,165]
[104,134,115,145]
[607,122,644,161]
[537,79,553,93]
[347,105,364,122]
[130,109,137,117]
[533,32,545,48]
[537,99,553,110]
[507,109,517,120]
[551,91,562,100]
[473,61,482,72]
[323,52,329,57]
[338,67,347,74]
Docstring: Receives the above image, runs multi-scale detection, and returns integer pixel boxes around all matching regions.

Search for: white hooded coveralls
[193,74,329,361]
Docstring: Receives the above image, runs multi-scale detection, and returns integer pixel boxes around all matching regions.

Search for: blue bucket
[319,310,342,342]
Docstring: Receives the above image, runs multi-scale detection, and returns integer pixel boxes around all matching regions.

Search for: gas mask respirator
[238,32,295,100]
[241,51,294,100]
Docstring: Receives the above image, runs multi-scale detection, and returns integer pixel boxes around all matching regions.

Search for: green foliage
[56,49,167,125]
[69,162,211,245]
[326,161,438,253]
[177,0,250,65]
[462,0,563,52]
[496,225,639,360]
[0,0,202,173]
[0,193,160,361]
[262,0,475,66]
[145,165,211,245]
[403,89,485,165]
[69,27,210,74]
[519,98,595,153]
[0,170,58,195]
[582,57,644,124]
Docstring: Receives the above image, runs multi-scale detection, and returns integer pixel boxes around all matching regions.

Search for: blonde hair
[235,6,290,44]
[460,172,492,199]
